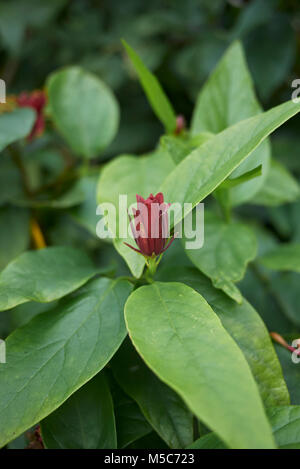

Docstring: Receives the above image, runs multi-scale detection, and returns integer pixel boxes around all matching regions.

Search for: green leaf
[160,132,213,165]
[219,164,262,189]
[161,100,300,228]
[114,397,152,449]
[122,40,176,133]
[156,266,290,408]
[127,431,168,449]
[189,432,226,449]
[41,372,117,449]
[183,211,257,302]
[245,13,296,101]
[12,179,86,209]
[11,301,57,330]
[252,160,300,207]
[190,406,300,449]
[0,277,132,447]
[0,154,22,204]
[191,41,270,205]
[125,282,275,449]
[0,206,30,271]
[240,266,299,333]
[0,246,99,311]
[111,339,193,449]
[47,66,119,158]
[97,151,174,277]
[267,406,300,449]
[0,0,66,53]
[0,108,35,152]
[230,0,274,39]
[259,243,300,273]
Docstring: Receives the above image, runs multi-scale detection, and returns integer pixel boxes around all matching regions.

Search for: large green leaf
[183,211,257,303]
[97,151,174,277]
[0,277,132,447]
[190,406,300,449]
[191,41,270,206]
[41,372,117,449]
[259,243,300,273]
[0,108,35,152]
[122,40,176,133]
[125,282,275,449]
[252,160,300,206]
[160,99,300,228]
[111,339,193,449]
[0,246,100,311]
[0,206,30,271]
[47,67,119,158]
[156,266,289,408]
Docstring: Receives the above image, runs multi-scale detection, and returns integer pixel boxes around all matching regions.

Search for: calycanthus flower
[124,192,175,270]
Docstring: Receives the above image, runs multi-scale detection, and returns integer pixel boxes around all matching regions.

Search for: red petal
[154,192,164,204]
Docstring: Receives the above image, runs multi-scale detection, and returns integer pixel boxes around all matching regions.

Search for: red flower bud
[17,90,47,140]
[174,114,186,135]
[125,192,175,258]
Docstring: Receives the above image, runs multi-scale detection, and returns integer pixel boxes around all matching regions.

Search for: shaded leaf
[41,372,117,449]
[0,277,132,447]
[0,206,30,271]
[111,339,193,449]
[183,211,257,302]
[252,160,300,207]
[114,398,152,449]
[267,406,300,449]
[259,244,300,273]
[0,246,99,311]
[47,67,119,158]
[0,108,35,152]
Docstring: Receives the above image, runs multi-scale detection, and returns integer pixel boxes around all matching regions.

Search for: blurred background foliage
[1,0,300,156]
